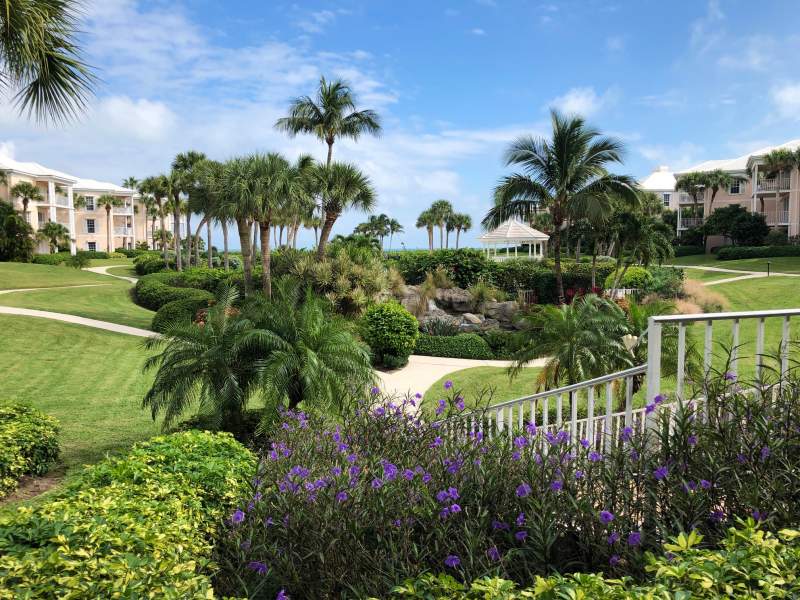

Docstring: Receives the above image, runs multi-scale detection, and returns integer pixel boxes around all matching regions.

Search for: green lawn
[89,258,136,267]
[0,282,154,329]
[106,265,138,278]
[667,254,800,274]
[681,268,738,283]
[423,366,542,409]
[0,315,159,471]
[0,263,113,290]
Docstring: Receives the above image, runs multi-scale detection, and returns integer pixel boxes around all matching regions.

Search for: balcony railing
[761,210,790,226]
[54,195,69,207]
[678,193,699,204]
[757,175,791,192]
[114,226,132,236]
[678,217,703,229]
[115,205,134,215]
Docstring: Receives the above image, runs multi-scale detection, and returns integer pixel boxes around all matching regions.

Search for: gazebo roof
[478,219,549,243]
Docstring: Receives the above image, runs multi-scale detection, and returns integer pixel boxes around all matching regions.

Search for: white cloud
[470,28,487,36]
[718,35,775,71]
[689,0,724,54]
[0,140,16,161]
[636,90,687,110]
[93,96,176,142]
[638,142,705,171]
[547,87,619,117]
[771,82,800,120]
[295,10,337,34]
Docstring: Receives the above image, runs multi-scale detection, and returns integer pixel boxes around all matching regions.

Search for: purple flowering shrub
[214,372,800,599]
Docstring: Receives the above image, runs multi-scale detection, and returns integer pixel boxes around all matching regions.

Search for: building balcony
[678,217,703,229]
[761,210,790,226]
[54,195,69,207]
[115,205,134,215]
[757,175,791,193]
[678,193,699,204]
[114,226,133,236]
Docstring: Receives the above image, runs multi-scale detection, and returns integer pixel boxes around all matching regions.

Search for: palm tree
[429,199,453,249]
[304,213,323,246]
[37,220,70,253]
[675,172,706,225]
[122,176,139,190]
[275,76,381,166]
[10,181,42,223]
[609,211,674,291]
[416,209,435,251]
[140,175,169,262]
[170,151,207,270]
[387,218,403,251]
[188,159,223,268]
[218,157,255,293]
[311,162,376,259]
[282,154,316,249]
[142,287,265,433]
[510,294,632,389]
[97,194,123,252]
[243,277,374,414]
[484,110,638,303]
[1,0,95,123]
[452,213,472,249]
[703,169,733,214]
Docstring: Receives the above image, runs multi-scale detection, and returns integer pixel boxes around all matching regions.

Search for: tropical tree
[139,175,169,262]
[484,111,638,303]
[242,277,374,415]
[1,0,95,123]
[275,76,381,166]
[703,169,733,213]
[170,151,207,270]
[217,157,256,293]
[37,220,70,253]
[608,211,674,291]
[282,154,316,249]
[387,218,403,251]
[510,294,632,389]
[0,200,34,261]
[312,162,376,259]
[416,209,435,251]
[96,194,123,252]
[675,172,706,219]
[122,176,139,190]
[9,181,42,223]
[429,199,453,249]
[188,159,223,268]
[451,213,472,249]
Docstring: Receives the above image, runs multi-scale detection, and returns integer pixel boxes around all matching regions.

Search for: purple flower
[645,403,656,414]
[514,436,528,449]
[331,466,342,477]
[627,531,641,547]
[487,545,501,561]
[439,507,450,519]
[444,380,453,390]
[630,449,640,461]
[448,487,459,500]
[737,453,747,464]
[607,532,620,544]
[724,371,737,381]
[374,407,385,417]
[580,438,590,449]
[526,422,537,436]
[588,451,603,462]
[516,512,525,527]
[700,479,711,490]
[402,468,415,480]
[752,509,765,522]
[515,530,528,541]
[450,503,461,513]
[430,436,443,448]
[599,510,615,524]
[455,396,465,411]
[336,491,348,503]
[492,520,510,530]
[247,560,268,575]
[415,392,422,399]
[422,472,432,484]
[609,554,620,567]
[371,478,383,489]
[688,434,698,446]
[653,465,668,481]
[276,589,289,600]
[516,482,532,498]
[710,510,725,523]
[436,399,446,416]
[370,386,380,395]
[550,480,563,492]
[231,509,245,524]
[575,470,585,480]
[760,446,770,461]
[654,393,666,404]
[383,462,398,481]
[444,554,460,568]
[621,427,633,442]
[512,451,521,461]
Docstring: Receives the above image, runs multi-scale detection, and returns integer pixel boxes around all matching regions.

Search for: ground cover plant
[0,405,59,498]
[215,365,800,598]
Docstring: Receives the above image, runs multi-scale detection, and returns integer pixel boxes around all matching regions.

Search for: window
[662,192,671,207]
[84,196,95,210]
[86,219,96,234]
[87,241,96,252]
[729,181,743,194]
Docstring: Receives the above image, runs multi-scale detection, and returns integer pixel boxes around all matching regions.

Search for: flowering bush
[0,404,59,498]
[214,367,800,598]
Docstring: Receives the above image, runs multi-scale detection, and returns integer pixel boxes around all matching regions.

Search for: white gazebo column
[528,243,531,258]
[67,186,76,255]
[47,181,56,222]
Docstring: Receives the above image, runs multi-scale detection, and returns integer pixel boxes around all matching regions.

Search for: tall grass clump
[682,280,730,313]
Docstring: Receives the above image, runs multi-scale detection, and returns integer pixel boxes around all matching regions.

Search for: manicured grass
[667,254,800,274]
[0,315,159,471]
[106,264,138,278]
[0,263,113,290]
[681,268,737,283]
[423,366,542,409]
[0,281,154,329]
[89,258,136,267]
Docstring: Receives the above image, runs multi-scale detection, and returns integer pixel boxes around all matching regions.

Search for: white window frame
[87,241,97,252]
[86,219,96,234]
[662,192,671,207]
[84,196,95,211]
[729,180,743,195]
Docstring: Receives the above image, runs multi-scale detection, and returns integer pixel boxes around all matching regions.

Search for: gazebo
[478,219,549,261]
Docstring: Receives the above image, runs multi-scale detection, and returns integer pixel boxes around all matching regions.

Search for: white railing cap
[651,308,800,324]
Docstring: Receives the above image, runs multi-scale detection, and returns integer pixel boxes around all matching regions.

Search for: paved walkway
[0,284,110,296]
[376,354,547,398]
[84,265,138,284]
[674,264,800,287]
[0,306,155,337]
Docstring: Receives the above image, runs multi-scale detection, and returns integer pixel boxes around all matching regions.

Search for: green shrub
[134,252,173,275]
[642,266,683,298]
[0,431,253,598]
[0,404,59,498]
[106,251,126,259]
[489,260,615,302]
[415,333,493,359]
[388,249,490,288]
[717,245,800,260]
[65,253,90,269]
[76,250,108,260]
[765,229,789,246]
[32,252,69,266]
[361,302,419,367]
[604,266,653,290]
[480,329,519,359]
[388,524,800,599]
[673,245,705,257]
[151,296,213,333]
[134,273,214,311]
[114,247,145,258]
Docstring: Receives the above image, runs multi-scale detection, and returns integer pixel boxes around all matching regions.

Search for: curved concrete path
[84,265,138,284]
[0,305,155,337]
[674,264,800,287]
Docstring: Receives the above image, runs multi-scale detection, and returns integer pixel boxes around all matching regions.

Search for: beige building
[0,157,179,254]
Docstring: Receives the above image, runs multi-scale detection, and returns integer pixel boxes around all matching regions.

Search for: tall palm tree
[675,171,706,224]
[275,76,381,166]
[1,0,95,123]
[703,169,733,214]
[416,209,435,252]
[170,151,207,270]
[97,194,123,252]
[304,213,323,246]
[510,294,632,389]
[311,162,376,259]
[36,220,70,253]
[484,110,638,303]
[139,175,169,262]
[122,176,139,190]
[429,199,453,249]
[218,157,256,293]
[608,211,674,291]
[189,159,224,268]
[387,218,403,251]
[282,154,316,249]
[243,277,374,414]
[9,181,42,223]
[452,213,471,249]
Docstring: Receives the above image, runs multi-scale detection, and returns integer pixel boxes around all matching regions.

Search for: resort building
[0,156,182,254]
[641,140,800,245]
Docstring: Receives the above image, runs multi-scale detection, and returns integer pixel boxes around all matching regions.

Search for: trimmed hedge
[361,302,419,367]
[0,431,254,598]
[134,252,174,275]
[415,333,493,360]
[490,260,616,302]
[673,245,705,257]
[32,252,69,266]
[134,271,217,311]
[387,249,490,289]
[152,296,213,333]
[388,524,800,599]
[0,404,59,498]
[717,245,800,260]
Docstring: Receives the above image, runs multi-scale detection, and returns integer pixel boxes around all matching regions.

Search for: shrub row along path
[676,264,800,287]
[83,264,139,284]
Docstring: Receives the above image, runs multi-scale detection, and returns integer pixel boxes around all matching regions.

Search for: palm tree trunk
[193,217,205,268]
[186,212,192,266]
[106,207,112,253]
[237,218,253,294]
[259,217,272,298]
[455,228,461,249]
[389,233,393,252]
[251,221,258,261]
[591,240,598,290]
[173,203,182,271]
[428,227,434,252]
[151,216,157,249]
[222,220,229,270]
[206,220,213,268]
[439,226,444,249]
[316,210,338,260]
[313,226,319,246]
[158,202,168,264]
[22,199,29,223]
[326,140,334,167]
[278,224,284,247]
[552,216,565,303]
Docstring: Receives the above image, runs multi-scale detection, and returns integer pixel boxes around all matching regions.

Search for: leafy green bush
[489,260,615,302]
[65,253,90,269]
[0,431,253,598]
[415,333,493,359]
[133,252,173,275]
[673,245,705,257]
[717,245,800,260]
[604,266,653,290]
[76,250,109,260]
[0,404,59,498]
[134,273,214,311]
[765,229,789,246]
[480,329,519,359]
[361,302,419,367]
[32,252,69,266]
[151,296,213,333]
[641,266,683,298]
[388,524,800,598]
[388,249,490,288]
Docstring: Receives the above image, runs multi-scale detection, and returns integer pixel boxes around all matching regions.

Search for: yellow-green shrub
[0,404,59,498]
[0,431,254,599]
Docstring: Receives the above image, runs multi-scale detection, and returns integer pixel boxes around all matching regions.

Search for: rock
[480,318,501,331]
[462,312,483,325]
[435,287,473,312]
[419,314,459,331]
[484,300,519,323]
[398,285,423,314]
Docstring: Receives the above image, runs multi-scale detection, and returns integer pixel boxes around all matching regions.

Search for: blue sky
[2,0,799,248]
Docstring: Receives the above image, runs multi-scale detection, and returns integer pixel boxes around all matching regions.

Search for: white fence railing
[757,175,791,192]
[114,226,132,236]
[679,217,703,229]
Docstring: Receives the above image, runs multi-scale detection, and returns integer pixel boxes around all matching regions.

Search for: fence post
[645,317,662,405]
